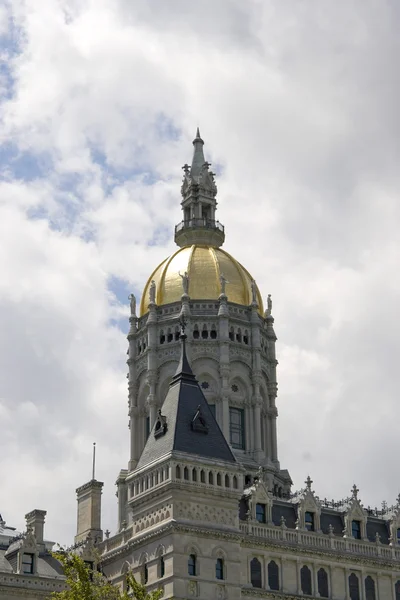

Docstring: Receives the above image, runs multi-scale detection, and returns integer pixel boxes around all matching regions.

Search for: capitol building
[1,131,400,600]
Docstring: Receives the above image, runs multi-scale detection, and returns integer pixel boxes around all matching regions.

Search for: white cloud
[0,0,399,543]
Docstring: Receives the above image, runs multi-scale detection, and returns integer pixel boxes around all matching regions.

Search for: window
[318,568,329,598]
[184,467,189,480]
[217,473,221,486]
[200,470,205,483]
[176,465,181,479]
[143,564,148,584]
[352,520,361,540]
[365,576,376,600]
[192,468,197,482]
[229,407,245,449]
[305,511,315,532]
[216,558,224,580]
[250,558,262,588]
[225,474,230,487]
[256,504,266,523]
[397,528,400,544]
[159,557,165,578]
[268,560,279,591]
[145,416,150,440]
[188,554,197,576]
[22,553,34,574]
[209,471,214,485]
[396,580,400,600]
[301,566,312,596]
[349,573,360,600]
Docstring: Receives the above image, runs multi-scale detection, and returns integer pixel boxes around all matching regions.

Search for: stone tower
[116,130,291,531]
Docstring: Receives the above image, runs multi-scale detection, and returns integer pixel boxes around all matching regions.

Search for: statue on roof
[219,272,229,295]
[264,294,272,317]
[149,280,156,304]
[251,279,258,304]
[179,271,190,295]
[128,293,136,317]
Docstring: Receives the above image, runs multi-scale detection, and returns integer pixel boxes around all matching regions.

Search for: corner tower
[121,131,291,530]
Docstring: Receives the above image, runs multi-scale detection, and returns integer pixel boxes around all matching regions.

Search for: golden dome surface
[140,245,264,316]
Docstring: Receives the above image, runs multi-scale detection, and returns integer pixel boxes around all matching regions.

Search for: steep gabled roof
[136,335,236,469]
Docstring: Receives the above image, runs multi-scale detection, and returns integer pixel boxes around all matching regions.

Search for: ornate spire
[191,128,206,177]
[174,129,225,248]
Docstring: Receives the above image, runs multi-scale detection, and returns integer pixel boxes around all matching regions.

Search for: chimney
[25,509,46,548]
[75,480,104,544]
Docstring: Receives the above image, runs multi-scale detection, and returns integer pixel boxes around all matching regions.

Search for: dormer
[343,484,368,541]
[296,476,322,532]
[243,469,273,524]
[5,528,39,575]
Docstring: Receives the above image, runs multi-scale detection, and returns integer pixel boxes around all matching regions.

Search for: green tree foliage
[52,552,163,600]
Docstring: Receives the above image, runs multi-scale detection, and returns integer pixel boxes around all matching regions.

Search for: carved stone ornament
[154,410,167,438]
[191,405,209,434]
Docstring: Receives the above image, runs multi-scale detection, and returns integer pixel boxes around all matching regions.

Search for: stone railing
[240,522,400,561]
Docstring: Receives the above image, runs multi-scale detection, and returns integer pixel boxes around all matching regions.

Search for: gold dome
[140,245,264,316]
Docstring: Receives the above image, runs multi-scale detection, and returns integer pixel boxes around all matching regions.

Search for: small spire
[92,442,96,480]
[191,127,206,177]
[171,318,195,384]
[305,475,313,491]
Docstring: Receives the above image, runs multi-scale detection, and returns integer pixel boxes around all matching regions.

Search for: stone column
[127,314,138,471]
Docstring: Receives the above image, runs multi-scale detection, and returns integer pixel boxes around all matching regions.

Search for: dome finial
[191,127,205,176]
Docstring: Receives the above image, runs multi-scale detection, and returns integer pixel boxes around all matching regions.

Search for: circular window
[201,381,210,390]
[231,384,239,393]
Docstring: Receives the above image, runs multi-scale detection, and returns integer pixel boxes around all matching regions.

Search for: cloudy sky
[1,0,399,545]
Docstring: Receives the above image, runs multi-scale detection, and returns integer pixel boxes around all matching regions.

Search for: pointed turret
[174,129,225,248]
[136,333,235,469]
[190,128,206,177]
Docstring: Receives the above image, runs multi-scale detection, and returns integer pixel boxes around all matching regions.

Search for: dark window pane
[250,558,262,588]
[22,553,34,574]
[301,566,312,595]
[268,560,279,591]
[352,520,361,539]
[395,580,400,600]
[160,557,165,578]
[216,558,224,580]
[188,554,196,576]
[349,573,360,600]
[229,408,245,449]
[305,512,315,532]
[256,504,266,523]
[318,568,329,598]
[365,576,376,600]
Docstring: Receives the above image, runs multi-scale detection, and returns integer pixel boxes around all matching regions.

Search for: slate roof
[136,335,236,469]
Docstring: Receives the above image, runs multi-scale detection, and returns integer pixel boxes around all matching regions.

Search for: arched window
[229,327,234,341]
[160,330,165,344]
[250,558,262,588]
[192,468,197,482]
[349,573,360,600]
[188,554,197,576]
[200,470,205,483]
[175,327,180,341]
[193,325,199,339]
[301,566,312,596]
[268,560,279,591]
[210,325,217,339]
[201,325,208,339]
[233,475,238,489]
[318,568,329,598]
[397,528,400,544]
[167,329,173,343]
[184,467,189,480]
[215,558,224,580]
[143,563,148,584]
[217,473,221,486]
[225,474,230,487]
[243,330,249,344]
[208,471,214,485]
[365,576,376,600]
[159,556,165,578]
[395,580,400,600]
[175,465,181,479]
[352,520,361,539]
[236,328,242,342]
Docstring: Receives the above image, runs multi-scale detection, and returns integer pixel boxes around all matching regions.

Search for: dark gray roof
[320,510,344,535]
[272,502,297,529]
[137,336,236,469]
[0,549,64,578]
[366,518,389,544]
